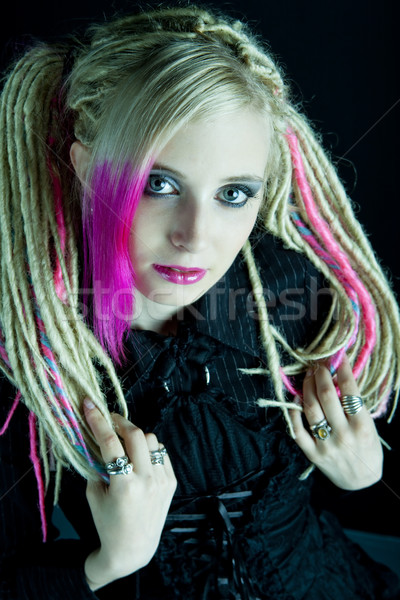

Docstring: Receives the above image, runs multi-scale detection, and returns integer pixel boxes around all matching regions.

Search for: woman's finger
[112,413,164,477]
[149,439,175,479]
[84,399,126,466]
[336,354,366,420]
[145,432,160,452]
[313,364,348,428]
[144,433,175,478]
[84,401,175,482]
[289,407,317,460]
[302,368,326,431]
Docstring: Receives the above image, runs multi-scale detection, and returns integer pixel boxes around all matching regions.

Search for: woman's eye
[216,185,254,207]
[144,174,178,196]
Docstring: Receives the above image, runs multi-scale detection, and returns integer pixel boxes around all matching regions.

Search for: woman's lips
[153,264,207,285]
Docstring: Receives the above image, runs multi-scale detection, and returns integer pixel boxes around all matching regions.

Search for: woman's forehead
[152,109,272,181]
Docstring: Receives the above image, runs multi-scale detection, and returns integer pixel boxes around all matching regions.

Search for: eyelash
[144,174,258,208]
[218,184,256,208]
[144,174,179,197]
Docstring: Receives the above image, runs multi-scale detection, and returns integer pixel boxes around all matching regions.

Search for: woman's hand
[83,399,177,591]
[290,355,383,490]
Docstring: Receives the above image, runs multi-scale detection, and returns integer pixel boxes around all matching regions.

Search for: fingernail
[84,398,95,410]
[306,368,313,377]
[341,353,349,365]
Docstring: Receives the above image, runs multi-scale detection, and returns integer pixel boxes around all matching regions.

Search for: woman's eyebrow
[151,163,265,184]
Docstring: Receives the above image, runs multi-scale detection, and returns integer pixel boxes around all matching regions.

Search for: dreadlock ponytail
[0,44,127,492]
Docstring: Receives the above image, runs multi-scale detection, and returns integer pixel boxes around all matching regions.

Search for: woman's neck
[131,293,179,335]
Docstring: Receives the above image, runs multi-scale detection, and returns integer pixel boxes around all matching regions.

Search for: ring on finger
[107,463,134,475]
[341,395,363,415]
[105,455,128,470]
[310,418,332,441]
[150,447,167,465]
[105,455,134,475]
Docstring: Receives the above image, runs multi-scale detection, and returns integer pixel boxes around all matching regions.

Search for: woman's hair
[1,3,399,515]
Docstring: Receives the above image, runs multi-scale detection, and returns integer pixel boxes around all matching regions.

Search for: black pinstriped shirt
[1,233,397,599]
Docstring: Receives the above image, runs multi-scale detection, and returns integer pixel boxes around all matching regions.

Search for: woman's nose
[169,198,210,253]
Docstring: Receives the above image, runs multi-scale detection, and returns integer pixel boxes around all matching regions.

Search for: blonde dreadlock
[0,44,127,488]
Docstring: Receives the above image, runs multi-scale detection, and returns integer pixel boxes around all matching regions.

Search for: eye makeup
[144,167,264,207]
[144,172,180,196]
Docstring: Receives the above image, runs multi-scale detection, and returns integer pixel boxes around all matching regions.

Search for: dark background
[1,0,399,535]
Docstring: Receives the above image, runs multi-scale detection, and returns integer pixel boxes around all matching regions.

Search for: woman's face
[129,108,271,330]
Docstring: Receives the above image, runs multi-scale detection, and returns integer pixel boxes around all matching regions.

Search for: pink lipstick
[153,264,207,285]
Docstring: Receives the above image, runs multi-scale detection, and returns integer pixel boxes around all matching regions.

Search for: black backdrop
[1,0,399,535]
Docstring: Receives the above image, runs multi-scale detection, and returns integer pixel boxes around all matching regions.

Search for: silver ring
[310,418,332,441]
[105,455,128,471]
[150,447,167,465]
[105,455,133,475]
[341,395,363,415]
[107,463,134,475]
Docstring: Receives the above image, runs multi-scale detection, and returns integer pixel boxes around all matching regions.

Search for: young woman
[0,4,399,598]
